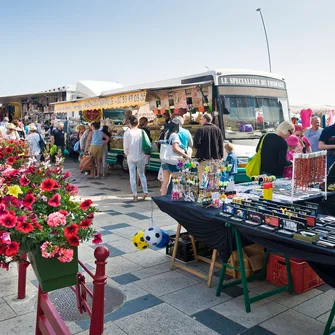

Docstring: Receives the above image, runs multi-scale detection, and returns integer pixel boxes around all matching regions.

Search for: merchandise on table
[220,197,335,249]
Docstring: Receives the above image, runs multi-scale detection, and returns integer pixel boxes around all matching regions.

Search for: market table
[153,196,238,287]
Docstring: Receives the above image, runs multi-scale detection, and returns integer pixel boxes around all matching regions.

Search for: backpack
[38,134,46,153]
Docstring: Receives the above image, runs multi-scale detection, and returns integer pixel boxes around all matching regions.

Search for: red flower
[0,153,4,159]
[59,210,69,216]
[19,175,30,186]
[48,194,61,207]
[0,214,17,228]
[17,216,27,223]
[86,213,95,219]
[5,241,20,256]
[67,235,80,246]
[64,223,79,237]
[66,184,79,195]
[0,204,8,216]
[5,147,12,154]
[6,157,16,165]
[79,219,92,229]
[64,172,72,179]
[41,178,57,192]
[17,221,34,234]
[92,233,103,245]
[23,194,36,210]
[80,200,93,210]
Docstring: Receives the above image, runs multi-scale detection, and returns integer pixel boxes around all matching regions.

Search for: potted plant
[0,140,101,292]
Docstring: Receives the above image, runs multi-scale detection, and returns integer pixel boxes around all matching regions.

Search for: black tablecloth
[153,196,235,262]
[230,221,335,288]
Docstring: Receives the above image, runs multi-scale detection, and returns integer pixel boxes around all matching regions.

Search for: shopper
[319,122,335,170]
[6,123,19,140]
[80,126,91,153]
[256,120,295,177]
[51,122,66,154]
[225,142,238,177]
[293,124,312,154]
[284,135,299,179]
[172,115,193,152]
[193,113,224,184]
[305,116,323,152]
[0,117,9,128]
[123,116,148,201]
[101,125,111,177]
[26,124,44,160]
[13,120,25,139]
[85,122,110,179]
[161,122,191,196]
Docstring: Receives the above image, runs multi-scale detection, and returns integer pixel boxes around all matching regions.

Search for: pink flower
[2,168,17,178]
[19,175,30,186]
[64,172,72,179]
[0,204,9,216]
[47,212,67,227]
[58,248,74,263]
[92,233,103,245]
[66,184,79,196]
[48,194,61,207]
[41,242,59,258]
[0,232,11,244]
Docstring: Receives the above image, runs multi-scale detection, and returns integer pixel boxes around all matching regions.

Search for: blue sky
[1,0,334,104]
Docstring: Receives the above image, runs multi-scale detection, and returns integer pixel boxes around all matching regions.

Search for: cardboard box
[226,244,265,279]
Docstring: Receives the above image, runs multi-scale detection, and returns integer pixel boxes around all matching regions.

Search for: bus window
[223,96,289,139]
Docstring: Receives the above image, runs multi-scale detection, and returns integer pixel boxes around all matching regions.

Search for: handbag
[79,154,93,171]
[160,136,182,165]
[142,130,151,155]
[245,134,267,178]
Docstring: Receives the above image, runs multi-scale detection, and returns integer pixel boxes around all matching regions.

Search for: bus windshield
[223,96,289,139]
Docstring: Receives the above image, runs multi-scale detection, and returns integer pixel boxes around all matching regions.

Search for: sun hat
[29,124,37,132]
[6,123,16,130]
[286,135,299,147]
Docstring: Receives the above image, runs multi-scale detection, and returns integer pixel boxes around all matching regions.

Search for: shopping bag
[79,155,93,171]
[245,135,267,178]
[160,142,181,165]
[142,130,151,155]
[50,145,57,156]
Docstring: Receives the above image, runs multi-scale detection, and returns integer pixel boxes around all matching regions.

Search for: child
[225,143,238,176]
[284,135,299,178]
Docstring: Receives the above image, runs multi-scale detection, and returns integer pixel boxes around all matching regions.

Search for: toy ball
[144,227,163,246]
[156,230,170,248]
[132,231,149,250]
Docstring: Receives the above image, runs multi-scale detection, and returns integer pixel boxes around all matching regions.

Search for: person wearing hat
[6,123,19,140]
[284,135,300,179]
[26,124,44,160]
[293,124,311,153]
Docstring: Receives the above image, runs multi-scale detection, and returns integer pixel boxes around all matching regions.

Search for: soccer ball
[132,231,149,250]
[156,230,170,249]
[144,227,162,246]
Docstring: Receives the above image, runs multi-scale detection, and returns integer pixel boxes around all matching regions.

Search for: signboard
[54,90,147,113]
[191,88,203,107]
[218,75,286,90]
[159,90,169,109]
[174,89,187,109]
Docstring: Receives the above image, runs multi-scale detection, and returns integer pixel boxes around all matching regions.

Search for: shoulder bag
[160,135,182,165]
[245,134,267,178]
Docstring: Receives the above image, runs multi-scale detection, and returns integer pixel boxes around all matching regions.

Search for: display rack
[291,151,327,203]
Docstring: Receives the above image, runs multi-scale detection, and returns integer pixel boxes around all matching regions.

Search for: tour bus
[53,69,290,179]
[99,69,290,173]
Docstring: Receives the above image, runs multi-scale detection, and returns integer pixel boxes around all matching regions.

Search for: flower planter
[28,246,78,293]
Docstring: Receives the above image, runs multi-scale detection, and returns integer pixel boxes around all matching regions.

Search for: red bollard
[90,246,109,335]
[18,253,29,300]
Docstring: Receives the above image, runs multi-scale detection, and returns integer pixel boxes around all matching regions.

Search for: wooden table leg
[190,235,199,262]
[207,249,218,287]
[170,223,182,270]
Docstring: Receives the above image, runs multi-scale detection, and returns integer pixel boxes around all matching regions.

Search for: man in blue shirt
[305,116,323,152]
[225,142,238,176]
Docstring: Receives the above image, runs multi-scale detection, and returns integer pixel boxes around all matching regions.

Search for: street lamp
[256,8,272,72]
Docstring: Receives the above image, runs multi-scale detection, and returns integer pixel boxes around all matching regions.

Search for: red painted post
[18,253,29,299]
[90,246,109,335]
[35,286,43,335]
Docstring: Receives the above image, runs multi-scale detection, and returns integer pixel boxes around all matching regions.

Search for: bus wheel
[121,157,129,172]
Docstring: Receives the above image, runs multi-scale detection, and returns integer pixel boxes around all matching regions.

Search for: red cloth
[300,109,312,128]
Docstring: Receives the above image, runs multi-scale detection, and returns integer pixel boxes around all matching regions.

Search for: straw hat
[6,123,16,130]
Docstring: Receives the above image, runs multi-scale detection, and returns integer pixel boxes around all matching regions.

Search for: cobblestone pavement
[0,161,334,334]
